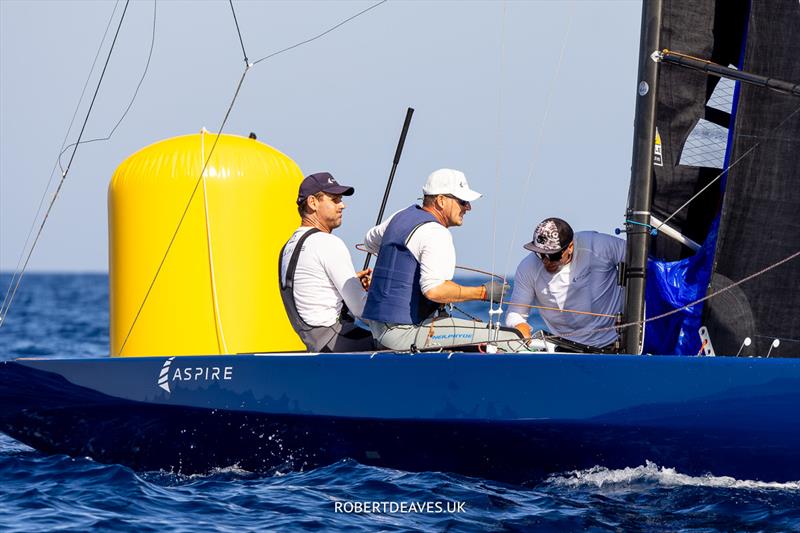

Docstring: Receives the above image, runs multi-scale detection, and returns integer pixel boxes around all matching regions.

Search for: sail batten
[658,50,800,97]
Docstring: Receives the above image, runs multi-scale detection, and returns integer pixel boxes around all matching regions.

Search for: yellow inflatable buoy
[108,132,305,356]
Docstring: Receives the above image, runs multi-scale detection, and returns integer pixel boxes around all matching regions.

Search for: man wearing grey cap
[279,172,374,352]
[506,217,625,350]
[362,168,527,352]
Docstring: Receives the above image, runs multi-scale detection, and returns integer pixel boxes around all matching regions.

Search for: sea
[1,273,799,532]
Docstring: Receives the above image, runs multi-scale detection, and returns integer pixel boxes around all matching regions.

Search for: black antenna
[363,107,414,270]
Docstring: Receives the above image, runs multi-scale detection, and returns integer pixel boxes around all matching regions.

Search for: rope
[228,0,249,64]
[451,304,483,323]
[753,334,800,344]
[455,265,503,279]
[655,104,800,230]
[118,66,250,355]
[505,301,616,319]
[252,0,388,66]
[0,0,122,325]
[392,249,800,353]
[355,247,615,319]
[568,248,800,340]
[56,0,158,174]
[199,130,228,354]
[0,0,132,327]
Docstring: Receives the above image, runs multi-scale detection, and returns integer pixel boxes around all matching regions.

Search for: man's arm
[322,236,369,318]
[409,223,483,304]
[423,280,485,304]
[363,210,399,255]
[599,233,626,264]
[505,257,536,339]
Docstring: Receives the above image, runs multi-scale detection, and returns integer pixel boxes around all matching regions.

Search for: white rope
[200,129,229,354]
[118,65,251,355]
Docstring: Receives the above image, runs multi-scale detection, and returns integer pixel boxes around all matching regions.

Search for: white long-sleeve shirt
[363,208,455,294]
[505,231,625,347]
[280,227,367,327]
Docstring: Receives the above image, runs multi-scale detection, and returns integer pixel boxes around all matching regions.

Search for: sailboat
[1,1,799,483]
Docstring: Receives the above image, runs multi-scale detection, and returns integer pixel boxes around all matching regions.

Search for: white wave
[547,461,800,491]
[204,464,253,477]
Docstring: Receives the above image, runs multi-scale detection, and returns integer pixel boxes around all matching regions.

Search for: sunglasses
[536,249,565,262]
[443,195,469,207]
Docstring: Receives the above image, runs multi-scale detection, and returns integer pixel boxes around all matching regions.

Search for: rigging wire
[118,66,250,355]
[3,0,385,332]
[118,0,389,352]
[655,104,800,230]
[0,0,132,327]
[251,0,387,65]
[228,0,249,64]
[116,0,392,352]
[496,3,575,299]
[57,0,158,174]
[488,0,507,336]
[0,0,121,325]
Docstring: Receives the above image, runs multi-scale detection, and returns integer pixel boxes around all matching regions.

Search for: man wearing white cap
[362,169,527,352]
[505,217,625,350]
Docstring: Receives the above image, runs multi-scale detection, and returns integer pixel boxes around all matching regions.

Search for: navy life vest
[362,205,442,325]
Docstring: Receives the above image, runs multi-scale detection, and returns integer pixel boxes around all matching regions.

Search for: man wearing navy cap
[279,172,374,352]
[505,217,625,350]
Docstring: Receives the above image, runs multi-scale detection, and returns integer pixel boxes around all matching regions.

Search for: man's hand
[482,280,510,304]
[356,268,372,291]
[514,322,532,343]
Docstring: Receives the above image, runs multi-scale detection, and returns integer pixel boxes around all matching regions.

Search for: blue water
[1,273,799,532]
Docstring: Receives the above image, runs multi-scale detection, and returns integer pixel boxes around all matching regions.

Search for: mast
[621,0,662,354]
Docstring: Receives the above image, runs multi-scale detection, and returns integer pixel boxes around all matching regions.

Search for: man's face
[311,192,345,231]
[440,194,471,227]
[539,241,574,273]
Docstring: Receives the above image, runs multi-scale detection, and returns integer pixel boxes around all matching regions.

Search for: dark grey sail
[708,1,800,357]
[643,0,800,356]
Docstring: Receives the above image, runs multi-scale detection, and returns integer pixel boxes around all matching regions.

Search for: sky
[0,0,641,275]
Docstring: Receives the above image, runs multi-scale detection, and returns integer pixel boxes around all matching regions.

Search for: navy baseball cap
[296,172,355,205]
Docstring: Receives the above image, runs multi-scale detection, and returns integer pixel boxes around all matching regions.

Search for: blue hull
[1,353,799,483]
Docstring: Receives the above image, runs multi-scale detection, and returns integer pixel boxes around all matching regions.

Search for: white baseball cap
[422,169,482,202]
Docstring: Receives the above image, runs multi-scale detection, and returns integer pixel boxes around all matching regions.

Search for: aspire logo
[156,357,234,394]
[158,357,175,392]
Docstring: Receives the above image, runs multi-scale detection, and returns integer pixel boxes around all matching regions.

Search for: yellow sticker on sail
[653,128,663,167]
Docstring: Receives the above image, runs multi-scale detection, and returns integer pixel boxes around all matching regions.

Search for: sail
[644,1,800,356]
